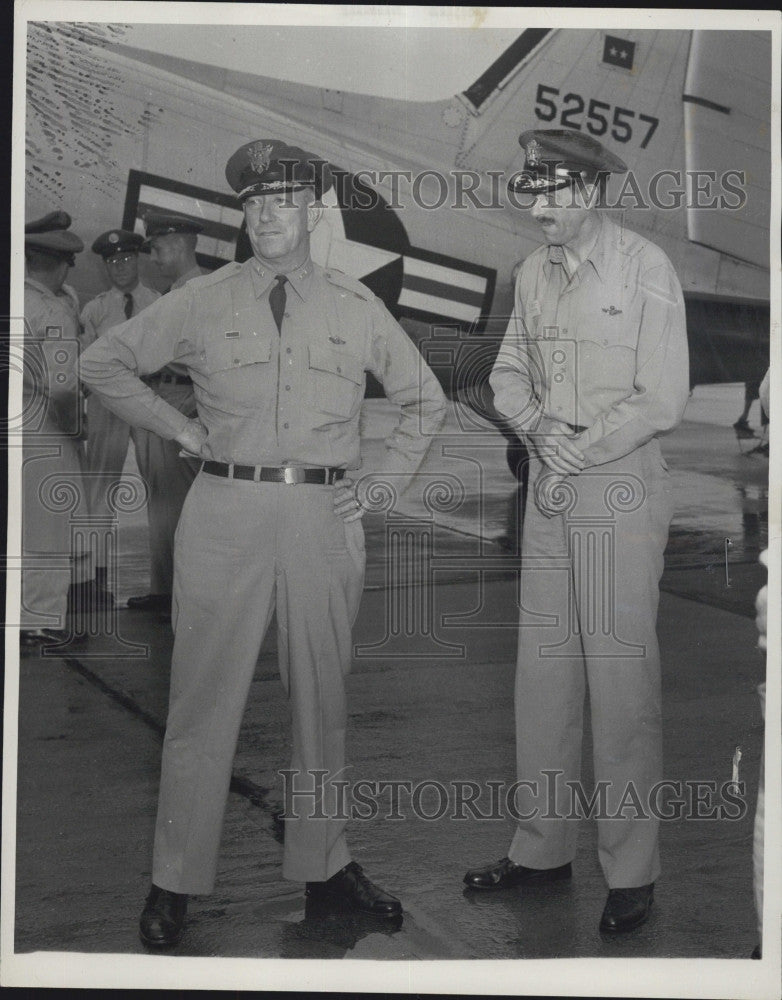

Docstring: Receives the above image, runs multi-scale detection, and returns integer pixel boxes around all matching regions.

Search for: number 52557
[534,83,659,149]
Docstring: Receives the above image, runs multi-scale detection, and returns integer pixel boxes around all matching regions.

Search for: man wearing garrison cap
[22,211,87,647]
[466,130,689,934]
[80,139,446,947]
[79,230,160,603]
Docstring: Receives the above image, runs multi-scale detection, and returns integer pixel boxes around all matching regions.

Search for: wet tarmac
[10,384,770,970]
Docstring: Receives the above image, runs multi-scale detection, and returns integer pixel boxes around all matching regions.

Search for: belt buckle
[283,467,299,485]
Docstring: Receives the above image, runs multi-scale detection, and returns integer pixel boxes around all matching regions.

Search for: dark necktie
[123,292,133,319]
[269,275,287,334]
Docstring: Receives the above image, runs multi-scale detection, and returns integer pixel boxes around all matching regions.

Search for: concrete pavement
[8,383,769,969]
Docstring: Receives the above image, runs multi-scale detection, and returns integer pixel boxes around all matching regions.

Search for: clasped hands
[528,424,586,518]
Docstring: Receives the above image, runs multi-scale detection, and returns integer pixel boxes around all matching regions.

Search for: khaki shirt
[24,277,82,433]
[169,264,206,292]
[490,215,689,467]
[78,257,446,473]
[80,283,160,348]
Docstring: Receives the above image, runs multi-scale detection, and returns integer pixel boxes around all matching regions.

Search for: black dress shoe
[599,884,654,933]
[733,418,756,439]
[20,628,69,649]
[127,593,172,611]
[305,862,402,918]
[464,857,572,890]
[139,884,188,948]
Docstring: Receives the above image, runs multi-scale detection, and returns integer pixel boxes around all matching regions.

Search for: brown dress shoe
[306,862,402,918]
[599,884,654,933]
[464,856,572,889]
[139,884,188,948]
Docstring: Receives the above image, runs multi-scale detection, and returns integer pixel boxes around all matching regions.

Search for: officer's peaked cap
[25,210,84,259]
[226,139,333,201]
[510,129,627,194]
[92,229,145,258]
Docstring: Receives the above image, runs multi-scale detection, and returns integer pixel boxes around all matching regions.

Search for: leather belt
[201,461,346,485]
[143,373,193,386]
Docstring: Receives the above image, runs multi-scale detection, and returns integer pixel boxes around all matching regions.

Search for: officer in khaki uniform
[80,139,447,947]
[465,131,689,934]
[80,229,160,599]
[21,212,87,648]
[124,214,205,613]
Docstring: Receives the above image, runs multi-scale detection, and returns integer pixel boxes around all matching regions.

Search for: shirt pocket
[201,335,274,413]
[573,301,639,396]
[307,344,365,420]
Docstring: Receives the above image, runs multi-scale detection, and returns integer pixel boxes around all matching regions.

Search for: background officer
[22,212,86,647]
[80,139,447,948]
[125,214,204,614]
[80,229,160,602]
[143,212,204,293]
[467,130,689,934]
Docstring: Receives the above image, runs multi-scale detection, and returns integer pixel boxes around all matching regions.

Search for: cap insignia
[526,138,542,167]
[108,232,119,243]
[248,142,275,174]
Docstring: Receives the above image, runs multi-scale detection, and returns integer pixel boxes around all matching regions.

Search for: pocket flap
[206,335,272,373]
[308,344,364,385]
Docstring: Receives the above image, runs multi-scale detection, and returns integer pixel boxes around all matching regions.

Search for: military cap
[225,139,333,201]
[509,129,627,194]
[25,210,84,261]
[142,213,203,246]
[92,229,144,259]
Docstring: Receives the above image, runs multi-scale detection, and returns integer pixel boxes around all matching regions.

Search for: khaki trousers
[132,384,198,595]
[21,412,86,628]
[152,471,365,893]
[508,439,673,888]
[84,394,132,522]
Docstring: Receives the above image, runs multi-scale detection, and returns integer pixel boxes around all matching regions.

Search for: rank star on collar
[602,305,623,315]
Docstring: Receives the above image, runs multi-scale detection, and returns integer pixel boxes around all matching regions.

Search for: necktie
[269,275,287,334]
[123,292,133,319]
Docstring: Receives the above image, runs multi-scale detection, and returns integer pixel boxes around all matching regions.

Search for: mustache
[536,216,557,225]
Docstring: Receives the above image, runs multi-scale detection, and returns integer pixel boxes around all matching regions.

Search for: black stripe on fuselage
[463,29,552,110]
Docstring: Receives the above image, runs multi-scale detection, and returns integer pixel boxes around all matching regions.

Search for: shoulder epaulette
[187,261,244,289]
[322,267,375,302]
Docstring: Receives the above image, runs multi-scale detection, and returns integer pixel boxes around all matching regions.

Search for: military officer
[125,213,204,613]
[22,212,86,647]
[80,139,447,948]
[466,130,689,934]
[80,230,160,601]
